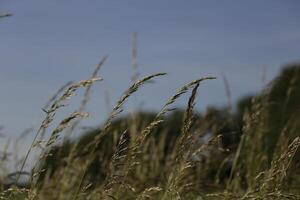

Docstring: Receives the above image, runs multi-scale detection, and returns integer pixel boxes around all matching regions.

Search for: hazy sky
[1,0,300,138]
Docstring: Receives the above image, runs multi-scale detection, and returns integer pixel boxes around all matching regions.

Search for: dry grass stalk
[46,112,90,147]
[131,32,139,82]
[38,81,74,141]
[104,129,130,194]
[260,137,300,195]
[47,58,108,197]
[161,83,203,200]
[67,55,108,138]
[87,73,166,152]
[79,55,108,112]
[43,81,74,112]
[157,77,216,118]
[136,187,162,200]
[16,77,101,183]
[73,73,166,199]
[46,77,102,115]
[175,83,200,163]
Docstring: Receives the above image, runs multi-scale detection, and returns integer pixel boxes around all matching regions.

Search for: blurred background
[0,0,300,149]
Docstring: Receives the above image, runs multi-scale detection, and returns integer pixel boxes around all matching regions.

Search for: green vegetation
[0,63,299,200]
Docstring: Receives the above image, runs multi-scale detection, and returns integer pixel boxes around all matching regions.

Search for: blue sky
[0,0,300,137]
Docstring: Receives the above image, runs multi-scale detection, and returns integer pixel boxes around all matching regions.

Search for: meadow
[0,54,299,199]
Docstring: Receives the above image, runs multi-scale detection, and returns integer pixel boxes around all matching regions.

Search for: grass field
[0,59,299,200]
